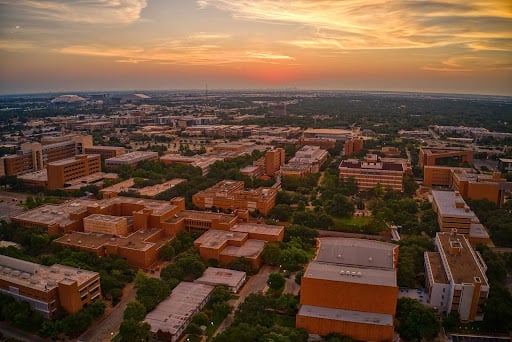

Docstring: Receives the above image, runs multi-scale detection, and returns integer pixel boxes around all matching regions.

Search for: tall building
[0,255,100,319]
[297,238,399,341]
[424,232,489,321]
[343,138,364,156]
[47,154,102,190]
[264,148,285,177]
[339,154,405,192]
[280,145,329,177]
[430,190,490,245]
[192,180,277,215]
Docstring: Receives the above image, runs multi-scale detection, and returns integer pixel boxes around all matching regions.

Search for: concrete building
[100,178,186,199]
[160,154,224,175]
[281,145,329,177]
[303,128,358,141]
[192,180,277,215]
[419,147,473,168]
[339,154,405,192]
[84,146,126,160]
[47,154,102,190]
[430,190,490,245]
[296,238,399,341]
[144,282,214,342]
[424,232,489,321]
[105,151,159,169]
[194,267,246,293]
[0,255,100,319]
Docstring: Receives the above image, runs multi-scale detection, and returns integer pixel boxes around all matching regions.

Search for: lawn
[331,216,372,233]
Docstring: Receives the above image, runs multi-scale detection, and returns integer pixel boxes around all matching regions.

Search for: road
[0,321,47,342]
[213,265,278,337]
[0,191,26,222]
[78,283,137,342]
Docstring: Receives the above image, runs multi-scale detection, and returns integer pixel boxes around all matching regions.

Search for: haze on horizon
[0,0,511,96]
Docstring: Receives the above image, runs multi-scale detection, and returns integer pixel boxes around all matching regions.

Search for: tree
[279,247,308,272]
[226,257,253,273]
[159,242,175,261]
[135,271,171,312]
[396,298,440,341]
[267,272,286,291]
[269,204,292,221]
[119,319,152,342]
[124,301,146,322]
[262,242,281,266]
[325,194,354,218]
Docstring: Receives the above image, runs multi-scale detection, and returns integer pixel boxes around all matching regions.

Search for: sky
[0,0,511,95]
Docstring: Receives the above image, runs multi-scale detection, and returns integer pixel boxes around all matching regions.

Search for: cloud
[0,0,147,24]
[0,40,34,51]
[422,56,512,72]
[56,41,294,65]
[197,0,512,51]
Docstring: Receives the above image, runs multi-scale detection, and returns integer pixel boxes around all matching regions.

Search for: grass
[331,216,372,233]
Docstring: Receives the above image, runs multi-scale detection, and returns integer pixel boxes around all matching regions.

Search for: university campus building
[338,154,406,192]
[192,180,277,215]
[430,190,491,245]
[296,238,399,341]
[0,255,100,319]
[424,232,489,321]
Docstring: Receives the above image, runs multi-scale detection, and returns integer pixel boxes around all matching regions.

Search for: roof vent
[351,272,356,276]
[340,270,345,275]
[357,272,362,277]
[368,257,373,262]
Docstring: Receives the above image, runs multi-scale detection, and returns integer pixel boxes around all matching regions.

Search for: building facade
[339,154,405,192]
[47,154,102,190]
[0,255,100,319]
[424,232,489,321]
[297,238,399,341]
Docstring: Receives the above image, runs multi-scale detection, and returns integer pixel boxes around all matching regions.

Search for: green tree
[159,242,175,261]
[135,271,171,312]
[119,319,152,342]
[267,272,286,291]
[124,301,146,322]
[262,242,281,266]
[396,298,440,341]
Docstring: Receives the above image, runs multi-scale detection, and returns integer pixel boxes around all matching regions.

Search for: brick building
[430,190,490,245]
[84,145,126,160]
[0,255,100,319]
[424,232,489,321]
[419,147,473,168]
[47,154,102,190]
[339,154,405,192]
[105,151,159,169]
[297,238,399,341]
[264,148,285,177]
[192,180,277,215]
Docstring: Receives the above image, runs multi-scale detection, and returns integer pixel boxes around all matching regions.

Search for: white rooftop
[298,304,393,326]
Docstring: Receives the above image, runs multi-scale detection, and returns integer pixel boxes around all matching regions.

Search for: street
[213,265,278,337]
[78,283,137,342]
[0,321,47,342]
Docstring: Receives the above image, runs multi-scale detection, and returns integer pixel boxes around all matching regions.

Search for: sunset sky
[0,0,511,95]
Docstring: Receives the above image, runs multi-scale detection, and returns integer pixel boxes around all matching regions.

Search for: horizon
[1,1,511,96]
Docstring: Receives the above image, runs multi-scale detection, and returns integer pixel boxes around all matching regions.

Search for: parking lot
[398,287,430,304]
[0,191,26,222]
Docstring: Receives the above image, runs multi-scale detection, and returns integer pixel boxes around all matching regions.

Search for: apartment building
[430,190,490,245]
[0,255,100,319]
[264,148,285,177]
[339,154,405,192]
[424,232,489,321]
[192,180,277,215]
[296,238,399,341]
[343,138,364,156]
[47,154,102,190]
[105,151,159,169]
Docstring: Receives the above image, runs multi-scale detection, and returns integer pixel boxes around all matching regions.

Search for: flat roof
[437,233,488,286]
[55,228,167,252]
[105,151,158,162]
[298,304,393,326]
[84,214,127,223]
[100,178,135,193]
[137,179,186,197]
[304,261,397,287]
[11,199,92,227]
[425,252,448,284]
[221,239,265,259]
[315,238,396,269]
[144,282,214,335]
[167,210,236,224]
[231,223,284,238]
[194,230,247,249]
[0,255,98,292]
[18,169,48,182]
[194,267,246,288]
[431,190,476,219]
[47,154,99,166]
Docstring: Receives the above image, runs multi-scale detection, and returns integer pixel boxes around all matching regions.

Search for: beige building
[84,214,129,236]
[0,255,100,319]
[424,232,489,321]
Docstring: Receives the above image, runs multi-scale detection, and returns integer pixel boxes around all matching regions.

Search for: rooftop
[431,190,476,219]
[315,238,396,269]
[105,151,158,163]
[425,252,448,284]
[0,255,98,292]
[194,230,247,249]
[194,267,246,289]
[166,210,236,224]
[221,239,265,259]
[231,223,284,238]
[47,154,100,167]
[303,261,397,287]
[144,282,214,335]
[437,233,488,286]
[298,304,393,326]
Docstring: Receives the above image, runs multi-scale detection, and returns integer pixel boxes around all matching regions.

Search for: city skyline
[0,0,511,95]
